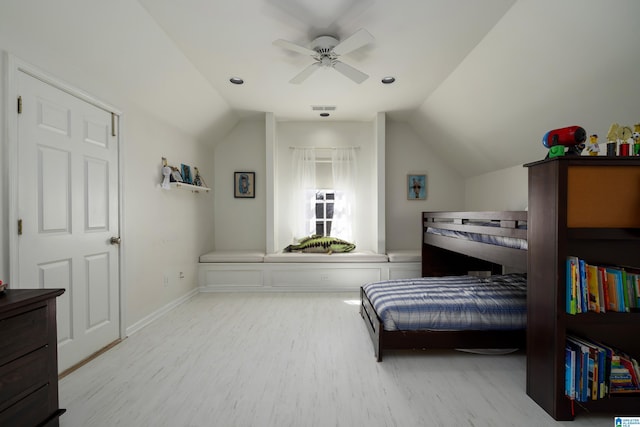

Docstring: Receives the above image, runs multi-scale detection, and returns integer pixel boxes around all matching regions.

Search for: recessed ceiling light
[320,113,330,117]
[229,77,244,85]
[381,76,396,84]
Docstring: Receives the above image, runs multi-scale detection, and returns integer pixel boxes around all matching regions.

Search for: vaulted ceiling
[2,0,639,177]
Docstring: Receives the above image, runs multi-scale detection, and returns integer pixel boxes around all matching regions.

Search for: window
[314,190,334,236]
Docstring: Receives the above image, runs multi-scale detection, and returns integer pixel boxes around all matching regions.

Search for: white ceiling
[2,0,639,177]
[138,0,516,122]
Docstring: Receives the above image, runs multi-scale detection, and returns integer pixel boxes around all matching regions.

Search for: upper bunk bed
[421,211,528,276]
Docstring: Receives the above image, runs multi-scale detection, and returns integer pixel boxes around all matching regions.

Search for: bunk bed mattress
[362,274,527,331]
[426,226,528,250]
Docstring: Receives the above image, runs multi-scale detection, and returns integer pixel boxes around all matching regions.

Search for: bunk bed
[360,211,528,361]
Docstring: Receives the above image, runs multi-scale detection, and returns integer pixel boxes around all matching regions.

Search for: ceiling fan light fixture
[229,77,244,85]
[274,29,374,84]
[381,76,396,84]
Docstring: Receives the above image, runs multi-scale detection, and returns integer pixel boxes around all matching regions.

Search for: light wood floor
[60,292,615,427]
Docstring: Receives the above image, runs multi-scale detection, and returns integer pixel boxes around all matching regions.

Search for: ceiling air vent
[311,105,337,111]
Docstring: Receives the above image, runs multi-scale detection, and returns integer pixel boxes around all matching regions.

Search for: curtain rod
[288,146,360,150]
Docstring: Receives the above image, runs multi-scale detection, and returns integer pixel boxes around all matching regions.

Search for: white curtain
[331,147,358,242]
[291,148,316,241]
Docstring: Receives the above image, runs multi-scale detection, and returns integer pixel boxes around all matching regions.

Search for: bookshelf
[525,157,640,420]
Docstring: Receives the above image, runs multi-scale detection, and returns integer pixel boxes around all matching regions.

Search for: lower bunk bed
[360,210,528,361]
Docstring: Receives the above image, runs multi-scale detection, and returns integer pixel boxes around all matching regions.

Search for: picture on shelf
[234,172,255,198]
[181,164,193,184]
[169,166,183,183]
[407,174,426,200]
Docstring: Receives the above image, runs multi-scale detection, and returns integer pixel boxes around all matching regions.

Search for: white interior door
[16,70,121,373]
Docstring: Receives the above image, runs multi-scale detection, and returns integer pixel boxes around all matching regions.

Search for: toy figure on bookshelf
[542,126,586,158]
[584,134,600,156]
[633,123,640,156]
[606,123,619,156]
[618,125,633,156]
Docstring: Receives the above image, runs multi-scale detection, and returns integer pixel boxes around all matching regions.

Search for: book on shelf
[565,256,640,314]
[565,334,640,400]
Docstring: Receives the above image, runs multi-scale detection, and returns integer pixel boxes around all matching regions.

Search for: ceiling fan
[273,28,374,84]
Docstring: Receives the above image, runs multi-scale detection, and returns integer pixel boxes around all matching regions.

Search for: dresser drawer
[0,306,48,366]
[0,383,50,427]
[0,346,49,412]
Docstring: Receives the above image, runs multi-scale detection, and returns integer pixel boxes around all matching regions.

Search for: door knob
[110,236,121,245]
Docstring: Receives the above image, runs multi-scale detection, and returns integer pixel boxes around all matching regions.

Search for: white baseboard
[126,288,199,337]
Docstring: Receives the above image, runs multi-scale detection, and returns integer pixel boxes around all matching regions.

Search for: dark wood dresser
[0,289,65,426]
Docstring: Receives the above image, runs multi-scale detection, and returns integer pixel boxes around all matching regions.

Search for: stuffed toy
[284,234,355,254]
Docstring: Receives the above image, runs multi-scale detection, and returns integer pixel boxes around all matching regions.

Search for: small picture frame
[234,172,255,198]
[407,174,426,200]
[170,166,183,182]
[181,164,193,184]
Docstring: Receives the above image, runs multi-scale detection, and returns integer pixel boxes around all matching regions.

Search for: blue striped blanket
[426,227,528,250]
[362,274,527,331]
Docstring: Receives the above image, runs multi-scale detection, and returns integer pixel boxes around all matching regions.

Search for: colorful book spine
[566,256,640,313]
[566,334,640,399]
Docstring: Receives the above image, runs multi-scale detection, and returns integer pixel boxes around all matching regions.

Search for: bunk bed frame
[360,211,528,361]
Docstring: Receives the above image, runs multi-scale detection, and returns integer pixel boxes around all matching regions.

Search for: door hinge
[17,96,22,114]
[18,219,22,235]
[111,112,116,137]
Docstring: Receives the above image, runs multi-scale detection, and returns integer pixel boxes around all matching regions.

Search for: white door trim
[5,53,127,339]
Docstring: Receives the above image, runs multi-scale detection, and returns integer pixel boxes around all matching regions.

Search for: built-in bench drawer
[271,267,382,288]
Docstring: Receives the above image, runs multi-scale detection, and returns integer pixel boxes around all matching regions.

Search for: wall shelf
[160,156,209,193]
[169,182,210,193]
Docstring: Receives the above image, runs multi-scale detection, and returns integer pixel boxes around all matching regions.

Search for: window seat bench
[198,250,420,292]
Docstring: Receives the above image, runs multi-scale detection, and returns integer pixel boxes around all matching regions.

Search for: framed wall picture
[234,172,255,198]
[181,164,193,184]
[407,174,426,200]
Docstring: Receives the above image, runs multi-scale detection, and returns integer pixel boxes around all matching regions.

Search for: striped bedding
[362,274,527,331]
[426,226,528,250]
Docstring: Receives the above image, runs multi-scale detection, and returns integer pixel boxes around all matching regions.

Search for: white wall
[213,119,266,251]
[385,121,466,250]
[123,108,214,324]
[211,117,469,254]
[464,164,529,211]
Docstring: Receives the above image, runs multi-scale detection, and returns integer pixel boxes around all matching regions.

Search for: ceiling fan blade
[290,62,322,84]
[273,39,317,56]
[333,61,369,84]
[332,28,374,56]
